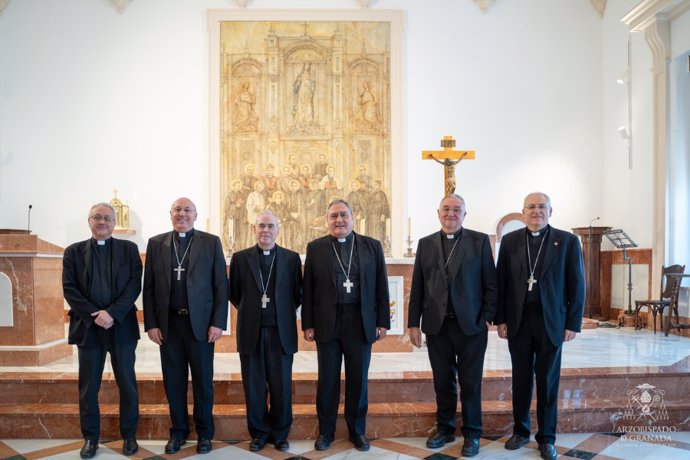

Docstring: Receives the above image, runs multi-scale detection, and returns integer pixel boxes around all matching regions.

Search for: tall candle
[407,217,412,238]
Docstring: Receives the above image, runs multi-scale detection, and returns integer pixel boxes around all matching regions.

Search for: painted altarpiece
[208,10,403,256]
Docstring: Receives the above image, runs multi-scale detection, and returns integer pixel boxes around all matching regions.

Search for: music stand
[604,229,638,315]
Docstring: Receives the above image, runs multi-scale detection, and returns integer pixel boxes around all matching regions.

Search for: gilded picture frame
[207,9,404,256]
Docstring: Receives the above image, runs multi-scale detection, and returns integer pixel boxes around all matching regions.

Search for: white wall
[0,0,610,252]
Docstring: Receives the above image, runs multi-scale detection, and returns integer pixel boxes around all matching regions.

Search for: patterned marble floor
[3,432,690,459]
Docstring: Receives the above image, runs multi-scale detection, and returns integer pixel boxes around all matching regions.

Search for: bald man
[143,197,228,455]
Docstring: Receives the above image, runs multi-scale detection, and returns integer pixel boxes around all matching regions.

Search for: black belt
[176,307,189,315]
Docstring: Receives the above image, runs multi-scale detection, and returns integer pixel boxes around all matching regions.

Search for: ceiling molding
[473,0,496,14]
[668,0,690,20]
[621,0,670,31]
[0,0,10,17]
[590,0,607,18]
[113,0,130,14]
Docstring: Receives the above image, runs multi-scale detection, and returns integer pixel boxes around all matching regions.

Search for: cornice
[0,0,9,17]
[590,0,607,18]
[621,0,671,31]
[668,0,690,20]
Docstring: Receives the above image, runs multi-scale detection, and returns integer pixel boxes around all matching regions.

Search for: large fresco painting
[216,16,396,255]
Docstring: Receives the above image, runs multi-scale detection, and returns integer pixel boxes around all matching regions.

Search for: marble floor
[2,432,690,459]
[2,326,690,458]
[2,325,690,376]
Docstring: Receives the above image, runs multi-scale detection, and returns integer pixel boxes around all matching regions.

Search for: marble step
[1,371,687,405]
[1,399,688,439]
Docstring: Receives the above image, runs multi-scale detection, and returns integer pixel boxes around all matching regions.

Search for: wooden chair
[634,264,685,334]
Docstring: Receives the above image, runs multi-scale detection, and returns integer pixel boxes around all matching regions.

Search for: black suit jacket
[143,230,228,342]
[301,232,390,344]
[62,238,142,347]
[495,226,586,346]
[229,245,302,355]
[408,228,497,336]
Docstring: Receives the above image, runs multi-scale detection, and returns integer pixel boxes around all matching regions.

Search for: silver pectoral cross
[174,265,185,281]
[261,294,270,309]
[343,279,354,293]
[527,275,537,292]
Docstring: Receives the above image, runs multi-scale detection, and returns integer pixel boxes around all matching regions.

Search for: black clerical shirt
[332,233,360,305]
[257,246,277,327]
[524,225,549,312]
[441,228,462,317]
[170,229,194,310]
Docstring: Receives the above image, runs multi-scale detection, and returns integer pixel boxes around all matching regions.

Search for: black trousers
[77,340,139,441]
[425,317,487,439]
[315,304,371,437]
[508,309,562,444]
[240,326,294,442]
[160,313,215,440]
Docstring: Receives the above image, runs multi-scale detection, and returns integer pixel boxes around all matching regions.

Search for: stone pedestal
[572,226,612,320]
[0,230,71,365]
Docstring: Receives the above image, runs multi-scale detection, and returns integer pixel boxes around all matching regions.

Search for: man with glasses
[62,203,142,458]
[229,211,302,452]
[301,200,390,452]
[143,197,228,455]
[407,194,497,457]
[494,192,585,460]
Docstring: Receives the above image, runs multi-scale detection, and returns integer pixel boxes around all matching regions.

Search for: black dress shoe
[461,437,480,457]
[314,433,334,451]
[249,438,266,452]
[539,443,558,460]
[196,439,212,454]
[426,431,455,448]
[274,439,290,451]
[349,435,370,451]
[505,434,530,450]
[122,438,138,456]
[79,440,98,459]
[164,437,186,454]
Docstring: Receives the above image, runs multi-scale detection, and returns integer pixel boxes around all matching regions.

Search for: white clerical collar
[338,238,347,243]
[263,250,271,255]
[178,232,186,237]
[96,240,106,246]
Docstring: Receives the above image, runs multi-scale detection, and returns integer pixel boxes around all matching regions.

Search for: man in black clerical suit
[229,211,302,452]
[62,202,142,459]
[407,194,497,458]
[143,197,228,455]
[495,192,585,460]
[301,199,390,452]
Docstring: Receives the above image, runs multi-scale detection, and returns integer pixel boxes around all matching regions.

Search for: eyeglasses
[90,215,115,223]
[524,204,550,211]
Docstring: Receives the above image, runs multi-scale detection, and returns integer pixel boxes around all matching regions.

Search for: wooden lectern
[572,226,612,319]
[0,230,72,365]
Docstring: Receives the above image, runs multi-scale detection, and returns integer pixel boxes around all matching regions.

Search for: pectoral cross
[343,279,354,293]
[422,136,476,196]
[174,265,185,281]
[527,275,537,292]
[261,294,270,309]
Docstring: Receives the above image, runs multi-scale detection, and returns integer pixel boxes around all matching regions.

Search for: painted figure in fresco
[298,164,313,190]
[366,180,390,243]
[262,164,279,200]
[356,165,372,192]
[293,62,316,126]
[319,165,341,193]
[232,81,259,132]
[223,179,247,251]
[313,153,329,180]
[246,181,266,247]
[346,180,368,234]
[241,164,258,194]
[356,81,379,130]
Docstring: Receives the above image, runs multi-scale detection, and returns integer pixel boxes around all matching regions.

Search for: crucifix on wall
[422,136,475,196]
